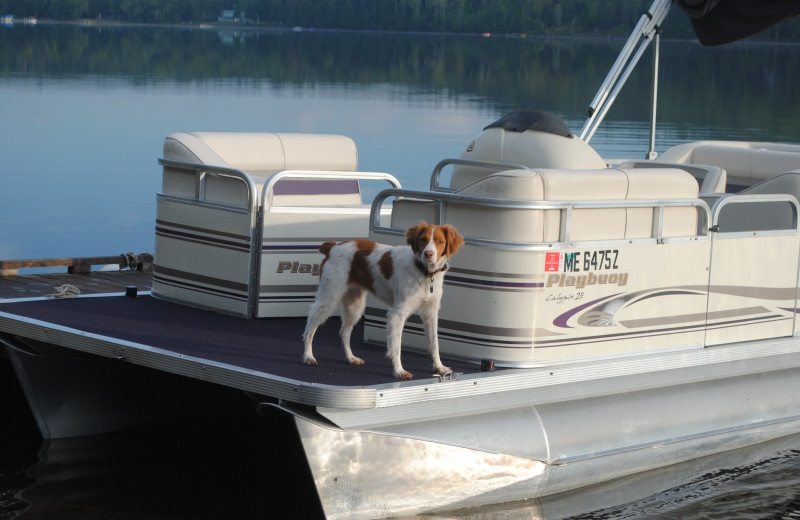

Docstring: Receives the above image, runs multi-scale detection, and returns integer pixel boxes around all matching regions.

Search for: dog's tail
[319,241,337,258]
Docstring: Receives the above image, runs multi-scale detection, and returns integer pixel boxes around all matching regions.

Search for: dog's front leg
[420,304,451,376]
[386,310,413,379]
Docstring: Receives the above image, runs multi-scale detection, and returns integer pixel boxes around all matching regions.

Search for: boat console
[366,112,800,367]
[368,165,713,366]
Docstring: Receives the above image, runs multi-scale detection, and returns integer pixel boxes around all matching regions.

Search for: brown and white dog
[303,222,464,379]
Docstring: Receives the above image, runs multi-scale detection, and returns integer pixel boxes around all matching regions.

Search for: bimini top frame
[580,0,671,151]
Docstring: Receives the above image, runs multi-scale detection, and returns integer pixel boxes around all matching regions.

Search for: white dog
[302,222,464,379]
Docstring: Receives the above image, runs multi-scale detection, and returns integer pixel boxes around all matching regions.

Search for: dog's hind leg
[303,281,341,366]
[339,286,367,365]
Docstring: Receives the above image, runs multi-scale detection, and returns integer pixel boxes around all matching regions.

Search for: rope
[50,284,81,298]
[120,252,138,270]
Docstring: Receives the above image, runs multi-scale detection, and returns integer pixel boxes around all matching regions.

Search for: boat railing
[429,158,530,192]
[158,158,260,214]
[158,158,401,212]
[370,188,711,250]
[707,193,800,237]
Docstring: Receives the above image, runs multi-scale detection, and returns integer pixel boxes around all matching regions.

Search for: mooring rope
[50,284,81,298]
[120,252,138,270]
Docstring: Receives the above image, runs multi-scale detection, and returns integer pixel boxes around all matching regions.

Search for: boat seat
[619,160,726,194]
[658,141,800,191]
[392,168,699,243]
[162,132,361,207]
[155,131,401,319]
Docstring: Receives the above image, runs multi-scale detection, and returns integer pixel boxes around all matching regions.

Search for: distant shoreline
[10,18,799,47]
[23,17,627,41]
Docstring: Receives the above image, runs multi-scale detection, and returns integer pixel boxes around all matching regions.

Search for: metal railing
[429,158,529,192]
[370,187,711,250]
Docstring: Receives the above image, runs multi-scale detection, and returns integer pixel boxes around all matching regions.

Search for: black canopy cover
[675,0,800,46]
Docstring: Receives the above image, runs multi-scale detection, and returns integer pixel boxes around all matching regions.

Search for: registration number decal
[545,250,619,273]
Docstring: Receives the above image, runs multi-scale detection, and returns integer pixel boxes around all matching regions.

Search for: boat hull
[289,363,800,519]
[2,336,247,439]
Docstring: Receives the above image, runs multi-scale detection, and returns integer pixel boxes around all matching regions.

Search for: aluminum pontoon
[3,1,800,518]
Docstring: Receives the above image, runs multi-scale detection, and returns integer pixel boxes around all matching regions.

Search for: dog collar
[415,259,448,293]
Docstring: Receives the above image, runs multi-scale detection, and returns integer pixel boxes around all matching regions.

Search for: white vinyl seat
[393,168,699,244]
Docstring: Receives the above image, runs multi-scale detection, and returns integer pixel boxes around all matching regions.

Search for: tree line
[3,0,800,41]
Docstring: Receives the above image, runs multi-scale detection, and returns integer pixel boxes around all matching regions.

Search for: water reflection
[412,434,800,520]
[12,418,800,520]
[2,24,798,134]
[14,409,324,519]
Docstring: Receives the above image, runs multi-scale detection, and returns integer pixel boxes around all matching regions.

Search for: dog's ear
[405,222,427,253]
[441,225,464,257]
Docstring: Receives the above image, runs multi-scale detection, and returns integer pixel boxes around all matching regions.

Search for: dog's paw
[348,356,365,366]
[303,356,318,366]
[394,370,413,380]
[435,365,452,376]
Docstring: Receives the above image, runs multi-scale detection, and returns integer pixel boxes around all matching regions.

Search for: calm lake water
[2,21,800,520]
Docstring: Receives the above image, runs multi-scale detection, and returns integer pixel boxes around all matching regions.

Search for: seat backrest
[621,160,726,194]
[659,141,800,190]
[162,132,361,206]
[165,132,358,172]
[449,127,607,190]
[392,168,699,243]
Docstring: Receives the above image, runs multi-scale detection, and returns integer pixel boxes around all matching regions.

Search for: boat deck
[0,272,481,407]
[0,270,153,299]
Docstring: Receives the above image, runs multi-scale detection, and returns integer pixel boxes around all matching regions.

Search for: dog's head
[406,222,464,265]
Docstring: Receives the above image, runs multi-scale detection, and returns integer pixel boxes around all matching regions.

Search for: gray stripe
[620,306,771,329]
[155,231,249,253]
[153,265,249,293]
[260,284,320,293]
[709,285,798,301]
[364,307,563,338]
[446,280,535,293]
[155,218,250,241]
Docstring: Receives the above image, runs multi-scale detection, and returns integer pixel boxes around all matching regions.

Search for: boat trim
[369,336,800,408]
[553,413,800,466]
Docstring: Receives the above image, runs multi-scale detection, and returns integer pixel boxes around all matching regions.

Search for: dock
[0,254,153,299]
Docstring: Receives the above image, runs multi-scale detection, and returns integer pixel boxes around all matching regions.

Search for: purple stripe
[553,294,621,329]
[446,275,544,289]
[273,179,359,196]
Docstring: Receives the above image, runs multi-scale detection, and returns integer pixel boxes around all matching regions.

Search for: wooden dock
[0,254,153,300]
